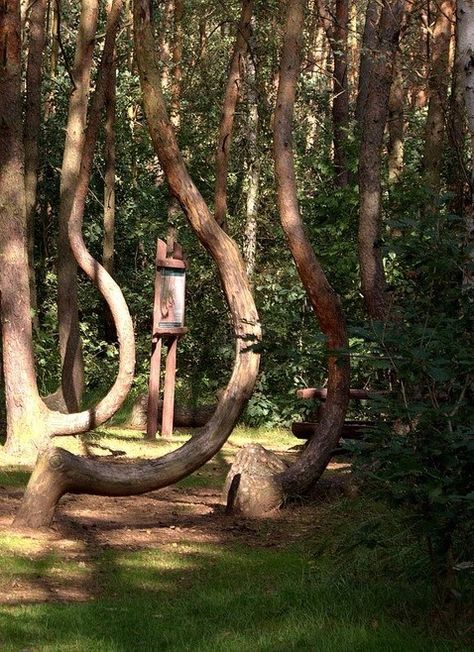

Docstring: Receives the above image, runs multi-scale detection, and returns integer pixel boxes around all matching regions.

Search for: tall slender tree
[315,0,350,186]
[214,0,254,229]
[358,0,406,320]
[24,0,48,329]
[423,0,455,202]
[53,0,100,413]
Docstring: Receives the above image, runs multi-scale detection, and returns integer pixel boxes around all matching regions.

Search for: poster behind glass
[159,268,186,329]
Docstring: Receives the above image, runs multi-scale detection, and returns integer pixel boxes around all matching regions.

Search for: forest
[0,0,473,649]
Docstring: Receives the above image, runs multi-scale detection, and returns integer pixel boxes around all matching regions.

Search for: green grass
[0,427,471,650]
[0,536,464,652]
[0,466,30,488]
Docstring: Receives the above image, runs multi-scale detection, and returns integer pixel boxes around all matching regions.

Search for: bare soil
[0,448,351,605]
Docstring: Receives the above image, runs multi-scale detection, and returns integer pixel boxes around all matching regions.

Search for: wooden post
[162,335,178,438]
[147,237,187,439]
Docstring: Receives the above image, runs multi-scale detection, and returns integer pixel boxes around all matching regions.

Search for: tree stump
[223,444,288,517]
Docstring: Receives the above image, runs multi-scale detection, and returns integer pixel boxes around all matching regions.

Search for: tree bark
[2,0,134,461]
[358,0,406,320]
[243,26,260,283]
[388,61,405,182]
[315,0,350,186]
[170,0,183,129]
[274,0,350,496]
[447,12,467,215]
[23,0,47,331]
[56,0,99,412]
[0,0,51,457]
[458,0,474,192]
[423,0,455,201]
[103,0,117,341]
[355,0,380,126]
[13,0,261,529]
[457,0,474,288]
[214,0,254,228]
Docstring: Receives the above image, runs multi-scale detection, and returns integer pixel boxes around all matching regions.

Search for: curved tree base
[222,444,287,517]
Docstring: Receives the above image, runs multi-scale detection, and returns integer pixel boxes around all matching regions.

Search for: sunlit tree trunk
[388,62,405,182]
[170,0,183,129]
[24,0,47,330]
[423,0,455,202]
[103,0,117,341]
[2,0,134,461]
[243,27,260,283]
[214,0,254,228]
[55,0,99,412]
[274,0,350,495]
[0,0,51,456]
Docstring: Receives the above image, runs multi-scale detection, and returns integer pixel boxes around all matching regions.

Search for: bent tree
[1,0,134,460]
[13,0,261,529]
[225,0,350,516]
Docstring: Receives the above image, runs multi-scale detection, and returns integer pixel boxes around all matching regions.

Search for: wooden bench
[292,387,381,441]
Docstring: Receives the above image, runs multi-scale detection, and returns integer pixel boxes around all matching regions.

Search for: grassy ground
[0,427,471,651]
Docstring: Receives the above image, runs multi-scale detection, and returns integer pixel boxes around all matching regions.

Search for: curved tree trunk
[14,0,261,530]
[24,0,47,331]
[358,0,406,320]
[423,0,454,202]
[214,0,254,228]
[2,0,134,463]
[274,0,350,496]
[55,0,99,413]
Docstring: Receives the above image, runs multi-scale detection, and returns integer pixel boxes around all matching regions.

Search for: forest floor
[0,427,471,651]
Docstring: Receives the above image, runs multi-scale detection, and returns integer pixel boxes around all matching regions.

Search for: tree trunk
[2,0,134,464]
[214,0,254,228]
[457,0,474,288]
[273,0,350,496]
[243,27,260,283]
[447,13,467,215]
[56,0,99,412]
[423,0,455,202]
[0,0,50,458]
[103,0,117,342]
[355,0,380,126]
[13,0,261,530]
[23,0,47,331]
[316,0,350,186]
[170,0,183,130]
[332,0,349,186]
[358,0,406,320]
[388,62,405,182]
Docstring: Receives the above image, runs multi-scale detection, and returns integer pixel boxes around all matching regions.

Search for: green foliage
[351,205,474,602]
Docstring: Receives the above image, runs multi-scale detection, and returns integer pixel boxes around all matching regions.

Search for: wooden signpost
[147,237,187,440]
